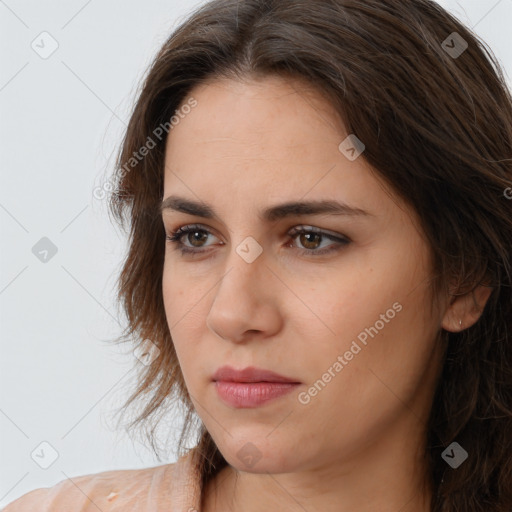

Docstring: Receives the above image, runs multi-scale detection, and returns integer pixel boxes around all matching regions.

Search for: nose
[206,247,283,343]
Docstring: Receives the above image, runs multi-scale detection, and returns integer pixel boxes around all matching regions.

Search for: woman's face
[161,75,445,475]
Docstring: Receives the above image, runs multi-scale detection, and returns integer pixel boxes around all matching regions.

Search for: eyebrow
[160,195,372,223]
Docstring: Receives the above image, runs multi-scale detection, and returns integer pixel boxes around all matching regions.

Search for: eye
[287,226,350,255]
[165,224,350,257]
[165,224,220,254]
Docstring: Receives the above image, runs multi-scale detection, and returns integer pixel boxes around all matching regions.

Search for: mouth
[212,366,301,408]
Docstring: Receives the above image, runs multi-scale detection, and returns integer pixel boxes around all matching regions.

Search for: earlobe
[441,285,493,332]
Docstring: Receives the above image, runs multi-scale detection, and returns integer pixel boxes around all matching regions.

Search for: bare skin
[160,75,492,512]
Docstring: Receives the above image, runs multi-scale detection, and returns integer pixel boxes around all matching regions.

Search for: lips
[212,366,301,408]
[212,365,300,384]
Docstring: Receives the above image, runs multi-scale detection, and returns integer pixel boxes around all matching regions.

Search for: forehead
[163,76,372,195]
[176,74,345,135]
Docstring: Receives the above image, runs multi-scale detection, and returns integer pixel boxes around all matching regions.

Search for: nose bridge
[206,235,280,341]
[217,234,267,300]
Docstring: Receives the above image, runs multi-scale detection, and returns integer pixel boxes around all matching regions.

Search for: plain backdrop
[1,0,511,507]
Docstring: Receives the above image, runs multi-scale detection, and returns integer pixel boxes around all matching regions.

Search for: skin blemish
[106,491,119,501]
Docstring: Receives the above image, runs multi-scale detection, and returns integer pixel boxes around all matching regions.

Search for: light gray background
[1,0,511,507]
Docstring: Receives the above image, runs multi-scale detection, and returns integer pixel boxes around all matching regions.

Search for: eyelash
[165,224,350,257]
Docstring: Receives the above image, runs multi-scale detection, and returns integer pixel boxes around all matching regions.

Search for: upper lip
[212,365,300,383]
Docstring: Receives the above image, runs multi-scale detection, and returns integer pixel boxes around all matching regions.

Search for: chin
[215,434,308,474]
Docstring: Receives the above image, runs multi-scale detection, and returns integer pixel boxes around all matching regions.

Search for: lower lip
[214,381,300,408]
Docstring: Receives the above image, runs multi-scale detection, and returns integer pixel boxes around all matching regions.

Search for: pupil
[301,232,320,249]
[189,231,207,247]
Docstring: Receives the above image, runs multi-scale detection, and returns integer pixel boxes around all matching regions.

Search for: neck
[202,425,433,512]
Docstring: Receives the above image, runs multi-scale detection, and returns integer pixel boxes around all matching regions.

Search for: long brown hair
[106,1,512,509]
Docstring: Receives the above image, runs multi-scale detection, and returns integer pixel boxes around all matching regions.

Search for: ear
[441,285,494,332]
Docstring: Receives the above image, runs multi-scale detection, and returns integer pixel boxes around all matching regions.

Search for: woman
[5,0,512,510]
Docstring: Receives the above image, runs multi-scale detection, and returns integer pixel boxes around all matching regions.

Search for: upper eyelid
[164,221,231,238]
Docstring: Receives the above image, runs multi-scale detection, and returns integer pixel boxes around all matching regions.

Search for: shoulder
[2,463,176,511]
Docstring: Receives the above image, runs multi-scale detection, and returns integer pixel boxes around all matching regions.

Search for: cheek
[162,262,225,388]
[162,260,201,327]
[290,244,434,380]
[283,265,388,349]
[291,292,437,449]
[162,265,201,375]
